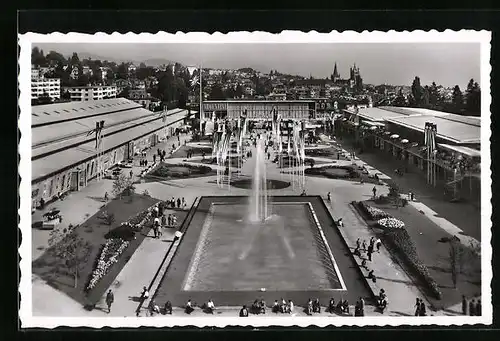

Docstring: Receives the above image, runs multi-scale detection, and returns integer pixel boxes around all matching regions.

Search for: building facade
[31,98,194,208]
[63,85,118,101]
[202,100,316,122]
[31,77,61,100]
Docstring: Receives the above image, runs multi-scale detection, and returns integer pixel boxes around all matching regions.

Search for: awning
[401,139,409,143]
[390,134,400,139]
[438,143,481,158]
[370,126,378,131]
[361,120,385,127]
[384,131,391,135]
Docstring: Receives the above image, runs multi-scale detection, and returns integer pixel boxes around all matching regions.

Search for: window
[32,114,39,117]
[43,112,50,115]
[64,109,70,113]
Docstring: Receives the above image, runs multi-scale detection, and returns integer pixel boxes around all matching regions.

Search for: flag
[190,75,199,88]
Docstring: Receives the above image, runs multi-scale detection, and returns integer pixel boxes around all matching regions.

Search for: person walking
[327,192,331,202]
[104,192,109,202]
[469,299,476,316]
[372,186,377,199]
[414,298,421,316]
[375,238,382,252]
[177,198,181,209]
[367,249,372,262]
[362,240,367,251]
[419,300,427,316]
[356,238,361,249]
[129,170,133,178]
[462,295,467,315]
[105,289,114,314]
[153,154,156,163]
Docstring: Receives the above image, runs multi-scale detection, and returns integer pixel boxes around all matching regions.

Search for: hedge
[383,226,442,299]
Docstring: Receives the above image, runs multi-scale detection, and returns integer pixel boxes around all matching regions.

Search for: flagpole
[199,64,203,135]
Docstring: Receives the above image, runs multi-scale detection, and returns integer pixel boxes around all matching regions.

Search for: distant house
[70,66,79,80]
[82,65,93,76]
[128,63,137,73]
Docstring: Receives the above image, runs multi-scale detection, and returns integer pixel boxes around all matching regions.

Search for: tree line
[392,76,481,116]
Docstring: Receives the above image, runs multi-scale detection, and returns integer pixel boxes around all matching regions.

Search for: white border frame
[19,30,492,328]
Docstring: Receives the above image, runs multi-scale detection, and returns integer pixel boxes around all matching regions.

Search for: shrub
[104,224,136,241]
[384,226,442,299]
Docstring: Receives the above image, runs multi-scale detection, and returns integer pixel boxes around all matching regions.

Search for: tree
[209,83,225,100]
[112,173,133,199]
[61,90,71,100]
[48,228,92,289]
[411,76,424,107]
[118,87,130,98]
[394,89,407,107]
[235,84,244,99]
[37,91,53,105]
[452,85,464,113]
[31,47,47,66]
[429,81,440,108]
[117,62,128,80]
[465,79,481,116]
[70,52,80,66]
[449,239,460,289]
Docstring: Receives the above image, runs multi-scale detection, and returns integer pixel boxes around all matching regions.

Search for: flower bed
[378,217,405,229]
[305,165,357,179]
[383,226,442,299]
[87,202,160,291]
[150,163,212,178]
[86,238,130,291]
[359,201,392,220]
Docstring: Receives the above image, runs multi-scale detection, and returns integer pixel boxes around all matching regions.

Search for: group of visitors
[354,237,381,263]
[462,295,482,316]
[354,297,365,316]
[272,298,295,314]
[185,149,196,159]
[166,196,187,209]
[139,159,149,167]
[325,298,350,315]
[184,299,216,315]
[305,298,322,315]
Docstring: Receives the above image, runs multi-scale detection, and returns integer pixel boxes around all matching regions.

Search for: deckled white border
[18,30,492,328]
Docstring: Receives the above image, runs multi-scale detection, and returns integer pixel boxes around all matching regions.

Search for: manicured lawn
[304,165,379,184]
[32,193,159,307]
[146,162,216,180]
[362,200,481,310]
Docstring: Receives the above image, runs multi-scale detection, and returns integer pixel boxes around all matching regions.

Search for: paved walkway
[31,133,192,316]
[30,131,477,318]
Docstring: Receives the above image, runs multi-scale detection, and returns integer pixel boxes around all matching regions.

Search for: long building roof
[343,106,481,145]
[31,98,139,127]
[32,109,192,183]
[31,98,194,183]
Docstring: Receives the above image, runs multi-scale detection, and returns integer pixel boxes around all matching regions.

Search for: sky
[35,43,481,88]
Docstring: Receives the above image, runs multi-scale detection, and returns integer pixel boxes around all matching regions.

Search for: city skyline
[35,43,481,88]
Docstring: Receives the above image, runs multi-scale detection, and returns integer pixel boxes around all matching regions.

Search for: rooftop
[386,114,480,144]
[32,109,193,183]
[32,98,139,127]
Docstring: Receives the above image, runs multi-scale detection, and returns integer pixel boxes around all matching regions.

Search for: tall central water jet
[249,135,268,222]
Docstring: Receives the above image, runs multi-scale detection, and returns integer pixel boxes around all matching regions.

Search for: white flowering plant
[86,238,130,291]
[365,205,392,220]
[377,217,405,229]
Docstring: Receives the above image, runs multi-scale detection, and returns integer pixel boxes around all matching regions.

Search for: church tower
[332,62,340,82]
